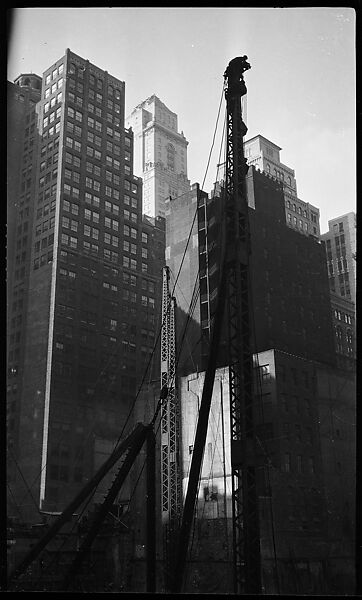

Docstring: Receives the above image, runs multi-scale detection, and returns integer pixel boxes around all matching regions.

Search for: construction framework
[169,56,261,594]
[160,266,181,586]
[224,56,261,594]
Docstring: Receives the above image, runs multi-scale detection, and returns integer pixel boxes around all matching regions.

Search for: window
[259,364,271,382]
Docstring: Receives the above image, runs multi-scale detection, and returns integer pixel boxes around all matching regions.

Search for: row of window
[327,257,348,275]
[33,251,53,270]
[40,137,59,158]
[44,77,63,99]
[66,156,126,195]
[63,200,138,224]
[68,63,122,102]
[34,234,54,253]
[42,121,61,139]
[326,234,345,247]
[40,154,59,173]
[61,236,150,273]
[334,310,353,324]
[39,165,58,187]
[286,200,308,217]
[284,453,315,474]
[103,275,154,292]
[263,163,289,185]
[287,214,309,231]
[35,220,55,236]
[335,326,353,343]
[68,91,84,107]
[333,221,344,233]
[336,344,354,356]
[43,106,62,128]
[329,277,351,297]
[45,63,64,86]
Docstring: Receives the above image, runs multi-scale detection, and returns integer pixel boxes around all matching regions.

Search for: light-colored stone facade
[321,212,356,303]
[126,95,191,219]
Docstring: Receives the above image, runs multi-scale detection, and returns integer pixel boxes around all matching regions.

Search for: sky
[7,7,356,233]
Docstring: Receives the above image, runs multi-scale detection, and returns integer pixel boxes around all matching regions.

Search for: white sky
[7,7,356,233]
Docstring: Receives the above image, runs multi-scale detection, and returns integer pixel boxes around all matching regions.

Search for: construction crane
[160,266,181,588]
[223,55,261,594]
[169,56,261,594]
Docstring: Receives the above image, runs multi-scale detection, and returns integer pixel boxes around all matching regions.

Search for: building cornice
[143,120,188,145]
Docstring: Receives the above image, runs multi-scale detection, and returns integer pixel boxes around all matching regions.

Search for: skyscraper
[166,167,335,372]
[7,49,165,524]
[126,95,191,218]
[164,166,355,594]
[320,212,356,372]
[244,134,321,237]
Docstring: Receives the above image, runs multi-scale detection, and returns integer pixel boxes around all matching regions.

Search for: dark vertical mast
[160,266,181,588]
[224,56,261,594]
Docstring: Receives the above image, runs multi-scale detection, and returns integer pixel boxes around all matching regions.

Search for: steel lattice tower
[160,266,181,587]
[223,56,262,594]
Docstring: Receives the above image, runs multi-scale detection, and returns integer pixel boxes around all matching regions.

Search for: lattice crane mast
[224,55,262,594]
[169,56,261,594]
[160,266,181,586]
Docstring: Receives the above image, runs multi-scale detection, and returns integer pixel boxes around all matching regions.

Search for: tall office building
[126,95,191,218]
[244,134,321,237]
[320,212,356,372]
[7,74,42,519]
[7,49,165,525]
[320,212,356,302]
[163,166,355,594]
[166,167,335,372]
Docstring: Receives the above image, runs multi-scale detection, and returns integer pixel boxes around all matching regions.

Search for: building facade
[126,95,191,219]
[163,165,354,593]
[178,351,355,595]
[320,212,356,303]
[7,49,165,525]
[166,166,336,372]
[7,74,42,508]
[244,134,321,237]
[329,292,356,371]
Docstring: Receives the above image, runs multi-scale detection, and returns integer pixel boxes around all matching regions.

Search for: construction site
[6,55,356,595]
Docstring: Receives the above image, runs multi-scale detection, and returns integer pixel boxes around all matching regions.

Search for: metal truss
[160,266,181,587]
[224,56,261,594]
